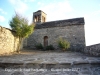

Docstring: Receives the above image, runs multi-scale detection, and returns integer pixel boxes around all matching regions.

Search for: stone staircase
[0,51,100,75]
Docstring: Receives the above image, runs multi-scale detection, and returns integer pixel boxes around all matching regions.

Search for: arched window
[44,36,48,47]
[34,16,38,22]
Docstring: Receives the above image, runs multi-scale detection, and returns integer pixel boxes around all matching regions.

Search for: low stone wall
[0,26,19,55]
[83,44,100,56]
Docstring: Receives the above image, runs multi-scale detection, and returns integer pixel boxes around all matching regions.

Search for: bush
[35,43,55,51]
[45,45,55,50]
[35,43,43,49]
[58,38,70,50]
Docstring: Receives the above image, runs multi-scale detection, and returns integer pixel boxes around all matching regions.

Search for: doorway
[44,36,48,47]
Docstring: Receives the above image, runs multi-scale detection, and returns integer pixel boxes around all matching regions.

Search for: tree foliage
[9,13,34,52]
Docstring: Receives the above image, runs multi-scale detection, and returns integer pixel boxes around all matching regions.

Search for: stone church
[24,10,85,50]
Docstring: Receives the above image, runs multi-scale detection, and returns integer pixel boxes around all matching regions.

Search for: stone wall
[27,24,85,50]
[83,44,100,56]
[0,26,19,55]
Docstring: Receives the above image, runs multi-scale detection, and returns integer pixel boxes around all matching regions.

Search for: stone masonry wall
[0,26,19,55]
[83,44,100,56]
[27,25,85,51]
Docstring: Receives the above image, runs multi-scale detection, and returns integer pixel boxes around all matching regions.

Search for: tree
[9,13,34,52]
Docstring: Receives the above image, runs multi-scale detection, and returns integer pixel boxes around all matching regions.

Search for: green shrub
[45,45,55,50]
[35,43,55,50]
[58,38,70,50]
[35,43,43,49]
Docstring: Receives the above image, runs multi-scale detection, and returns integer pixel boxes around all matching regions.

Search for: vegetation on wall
[45,45,55,50]
[58,37,70,51]
[9,13,34,52]
[35,43,54,50]
[35,43,44,49]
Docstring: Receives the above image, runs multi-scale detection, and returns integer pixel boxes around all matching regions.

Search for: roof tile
[35,17,84,29]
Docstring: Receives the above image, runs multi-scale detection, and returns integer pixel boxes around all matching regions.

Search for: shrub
[35,43,43,49]
[45,45,55,50]
[58,38,70,50]
[35,43,55,50]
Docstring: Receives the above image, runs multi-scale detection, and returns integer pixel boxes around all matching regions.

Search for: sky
[0,0,100,46]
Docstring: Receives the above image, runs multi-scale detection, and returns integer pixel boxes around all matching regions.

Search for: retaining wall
[0,26,19,55]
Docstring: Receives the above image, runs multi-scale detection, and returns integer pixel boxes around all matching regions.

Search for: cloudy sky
[0,0,100,46]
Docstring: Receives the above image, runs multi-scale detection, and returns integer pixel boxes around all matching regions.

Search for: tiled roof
[33,10,47,15]
[35,17,84,29]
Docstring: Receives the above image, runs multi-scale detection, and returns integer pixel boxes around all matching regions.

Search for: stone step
[0,63,100,75]
[0,62,100,69]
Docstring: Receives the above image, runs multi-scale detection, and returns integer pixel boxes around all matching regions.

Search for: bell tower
[33,10,47,24]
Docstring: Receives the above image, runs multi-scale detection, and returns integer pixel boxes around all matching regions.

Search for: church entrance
[44,36,48,47]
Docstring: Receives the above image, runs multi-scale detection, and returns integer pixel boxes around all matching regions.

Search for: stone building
[24,10,85,50]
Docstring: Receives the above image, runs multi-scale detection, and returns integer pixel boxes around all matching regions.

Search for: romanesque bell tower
[33,10,47,24]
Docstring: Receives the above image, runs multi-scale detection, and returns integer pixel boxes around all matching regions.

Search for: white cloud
[9,0,28,14]
[27,14,33,24]
[0,15,5,22]
[0,8,7,15]
[38,0,72,21]
[24,0,35,2]
[85,10,100,19]
[84,10,100,46]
